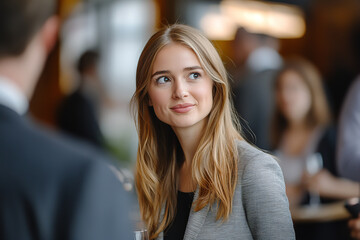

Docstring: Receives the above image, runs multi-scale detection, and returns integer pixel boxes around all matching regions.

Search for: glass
[134,229,149,240]
[305,152,323,206]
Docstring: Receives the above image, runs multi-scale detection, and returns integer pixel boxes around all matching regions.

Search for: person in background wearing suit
[57,50,105,149]
[231,27,283,151]
[0,0,132,239]
[131,24,294,240]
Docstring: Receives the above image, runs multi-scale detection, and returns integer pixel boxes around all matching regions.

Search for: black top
[56,89,104,148]
[164,191,195,240]
[302,125,338,205]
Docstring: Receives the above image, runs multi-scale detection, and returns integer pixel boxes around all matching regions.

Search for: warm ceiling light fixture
[220,0,306,39]
[200,13,238,40]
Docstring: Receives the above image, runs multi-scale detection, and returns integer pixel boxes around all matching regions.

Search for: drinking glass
[305,152,323,206]
[134,229,149,240]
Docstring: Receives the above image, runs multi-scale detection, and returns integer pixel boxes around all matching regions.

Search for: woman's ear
[148,98,153,106]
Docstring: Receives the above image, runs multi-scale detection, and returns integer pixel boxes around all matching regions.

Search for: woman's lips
[170,103,195,113]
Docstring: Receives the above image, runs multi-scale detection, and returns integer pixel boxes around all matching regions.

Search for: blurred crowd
[230,25,360,240]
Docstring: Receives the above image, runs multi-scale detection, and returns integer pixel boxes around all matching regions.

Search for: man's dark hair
[77,50,100,74]
[0,0,56,58]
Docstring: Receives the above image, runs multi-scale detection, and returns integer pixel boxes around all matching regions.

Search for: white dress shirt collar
[246,46,283,72]
[0,75,28,115]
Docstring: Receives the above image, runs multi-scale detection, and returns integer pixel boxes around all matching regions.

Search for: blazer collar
[183,188,210,240]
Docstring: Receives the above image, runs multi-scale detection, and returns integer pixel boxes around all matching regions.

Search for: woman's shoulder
[235,139,283,183]
[234,141,295,239]
[235,139,277,166]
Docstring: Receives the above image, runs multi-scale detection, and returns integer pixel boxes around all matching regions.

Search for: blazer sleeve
[241,154,295,240]
[66,159,134,240]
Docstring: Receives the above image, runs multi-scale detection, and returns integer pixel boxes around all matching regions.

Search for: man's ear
[41,16,59,54]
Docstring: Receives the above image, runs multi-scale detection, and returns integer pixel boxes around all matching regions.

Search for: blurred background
[28,1,360,237]
[30,0,360,166]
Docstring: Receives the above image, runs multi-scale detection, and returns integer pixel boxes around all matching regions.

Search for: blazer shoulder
[1,111,109,171]
[235,140,278,172]
[235,139,285,194]
[235,140,295,239]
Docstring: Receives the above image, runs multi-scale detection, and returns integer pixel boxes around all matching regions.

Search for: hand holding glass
[305,153,323,206]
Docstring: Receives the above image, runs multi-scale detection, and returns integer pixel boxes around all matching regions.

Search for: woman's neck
[288,120,309,131]
[172,123,204,165]
[175,129,201,166]
[282,122,313,156]
[173,123,205,192]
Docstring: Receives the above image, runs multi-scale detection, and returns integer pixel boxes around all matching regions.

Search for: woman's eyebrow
[151,70,170,78]
[151,66,202,78]
[184,66,202,71]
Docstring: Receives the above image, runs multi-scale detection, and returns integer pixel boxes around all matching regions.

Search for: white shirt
[0,75,28,115]
[246,46,283,72]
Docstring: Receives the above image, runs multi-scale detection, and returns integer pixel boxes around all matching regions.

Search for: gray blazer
[158,140,295,239]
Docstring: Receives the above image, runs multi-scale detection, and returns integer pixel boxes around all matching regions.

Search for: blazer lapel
[183,188,209,240]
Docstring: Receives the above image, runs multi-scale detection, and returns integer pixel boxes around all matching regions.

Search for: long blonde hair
[131,24,242,239]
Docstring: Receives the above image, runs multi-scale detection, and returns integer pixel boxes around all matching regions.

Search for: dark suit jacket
[233,69,278,150]
[0,105,132,240]
[57,89,104,148]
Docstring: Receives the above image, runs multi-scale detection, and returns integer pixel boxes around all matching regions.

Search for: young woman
[131,24,294,240]
[272,57,359,208]
[271,57,358,239]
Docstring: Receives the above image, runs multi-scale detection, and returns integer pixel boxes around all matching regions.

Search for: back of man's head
[233,27,279,66]
[77,50,100,75]
[0,0,56,58]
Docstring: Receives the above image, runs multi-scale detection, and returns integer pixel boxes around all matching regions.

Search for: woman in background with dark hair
[272,57,358,240]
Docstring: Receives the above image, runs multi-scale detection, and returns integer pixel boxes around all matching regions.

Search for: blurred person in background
[131,24,294,240]
[339,77,360,239]
[231,27,283,150]
[337,19,360,240]
[337,18,360,183]
[0,0,132,239]
[271,57,358,240]
[57,49,106,149]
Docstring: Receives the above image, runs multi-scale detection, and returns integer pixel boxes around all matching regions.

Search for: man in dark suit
[231,28,283,150]
[0,0,132,239]
[57,50,105,149]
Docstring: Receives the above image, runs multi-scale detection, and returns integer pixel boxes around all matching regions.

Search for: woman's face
[147,43,214,132]
[276,70,312,123]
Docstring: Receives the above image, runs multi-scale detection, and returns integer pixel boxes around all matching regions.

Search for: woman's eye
[189,72,200,80]
[156,76,170,84]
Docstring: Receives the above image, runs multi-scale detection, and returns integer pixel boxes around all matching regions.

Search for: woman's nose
[172,79,189,99]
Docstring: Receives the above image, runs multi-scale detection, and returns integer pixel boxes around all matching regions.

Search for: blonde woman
[131,24,294,240]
